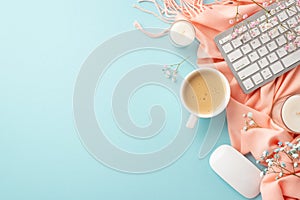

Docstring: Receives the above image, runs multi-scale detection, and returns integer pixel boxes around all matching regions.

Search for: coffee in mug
[180,68,230,128]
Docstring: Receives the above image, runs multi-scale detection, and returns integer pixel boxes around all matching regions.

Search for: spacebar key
[282,49,300,68]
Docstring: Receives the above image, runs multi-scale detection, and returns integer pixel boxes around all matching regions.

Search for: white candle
[281,95,300,133]
[169,20,195,47]
[272,94,300,133]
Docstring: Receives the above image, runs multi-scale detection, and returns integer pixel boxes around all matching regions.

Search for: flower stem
[272,162,300,178]
[251,0,270,13]
[175,56,190,71]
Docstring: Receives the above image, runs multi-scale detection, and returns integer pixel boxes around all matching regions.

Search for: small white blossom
[292,153,299,159]
[294,162,298,168]
[247,112,253,118]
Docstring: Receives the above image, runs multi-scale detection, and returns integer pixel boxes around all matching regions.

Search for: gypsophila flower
[231,32,238,39]
[292,153,299,158]
[249,20,260,28]
[162,57,190,82]
[263,150,270,157]
[247,112,253,118]
[243,14,248,19]
[285,45,290,51]
[274,148,281,153]
[287,32,296,41]
[249,120,255,126]
[263,1,269,6]
[258,139,300,180]
[242,112,260,131]
[288,143,293,148]
[164,68,171,78]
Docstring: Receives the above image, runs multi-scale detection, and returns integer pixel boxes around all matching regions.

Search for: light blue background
[0,0,261,200]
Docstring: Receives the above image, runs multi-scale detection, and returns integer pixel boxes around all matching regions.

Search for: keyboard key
[276,47,288,58]
[241,44,252,54]
[232,57,250,71]
[238,26,248,34]
[222,43,233,53]
[241,32,252,43]
[277,24,288,33]
[270,16,279,26]
[250,38,261,49]
[269,28,279,39]
[242,78,254,90]
[296,37,300,47]
[282,49,300,68]
[231,38,243,48]
[275,6,282,13]
[287,43,297,52]
[261,68,273,79]
[258,46,268,57]
[267,52,279,63]
[259,22,271,32]
[249,51,259,62]
[259,33,270,44]
[276,35,287,46]
[252,73,264,84]
[258,57,269,68]
[219,34,231,44]
[285,0,294,7]
[286,6,297,17]
[259,15,266,22]
[277,10,288,22]
[228,49,243,62]
[270,61,284,74]
[238,63,260,80]
[287,17,297,28]
[250,27,260,38]
[289,6,297,13]
[267,41,278,52]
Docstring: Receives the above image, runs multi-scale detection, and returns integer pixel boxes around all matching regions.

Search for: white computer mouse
[209,145,262,199]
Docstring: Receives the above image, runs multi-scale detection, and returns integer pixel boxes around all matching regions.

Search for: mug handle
[186,114,198,128]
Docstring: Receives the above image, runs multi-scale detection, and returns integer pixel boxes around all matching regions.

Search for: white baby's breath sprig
[242,112,261,131]
[257,140,300,180]
[162,56,190,82]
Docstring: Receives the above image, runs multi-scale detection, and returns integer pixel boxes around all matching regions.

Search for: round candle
[281,95,300,133]
[169,20,195,47]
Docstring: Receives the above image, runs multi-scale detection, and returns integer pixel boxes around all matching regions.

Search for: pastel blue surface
[0,1,261,200]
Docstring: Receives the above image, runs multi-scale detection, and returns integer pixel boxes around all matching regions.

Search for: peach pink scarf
[135,0,300,199]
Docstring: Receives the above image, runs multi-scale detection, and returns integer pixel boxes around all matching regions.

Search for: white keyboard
[215,0,300,93]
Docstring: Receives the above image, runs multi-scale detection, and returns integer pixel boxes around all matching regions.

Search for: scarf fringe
[133,20,170,38]
[134,0,208,20]
[133,0,232,37]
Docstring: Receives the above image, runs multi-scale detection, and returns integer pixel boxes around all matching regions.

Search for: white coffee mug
[180,68,231,128]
